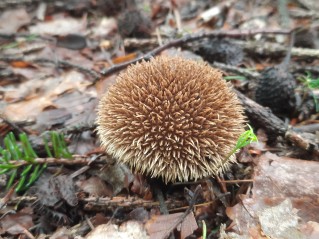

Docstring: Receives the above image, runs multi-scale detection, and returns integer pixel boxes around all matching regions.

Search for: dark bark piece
[195,39,244,65]
[235,90,288,137]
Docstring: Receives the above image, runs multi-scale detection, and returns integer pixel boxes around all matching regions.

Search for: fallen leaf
[35,173,78,207]
[0,213,33,235]
[77,176,113,197]
[85,221,149,239]
[29,16,85,35]
[96,163,134,195]
[112,53,138,64]
[0,9,31,34]
[225,152,319,238]
[145,212,198,239]
[128,207,150,222]
[258,199,303,238]
[10,61,33,68]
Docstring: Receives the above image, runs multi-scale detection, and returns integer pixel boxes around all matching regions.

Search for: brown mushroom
[97,56,245,183]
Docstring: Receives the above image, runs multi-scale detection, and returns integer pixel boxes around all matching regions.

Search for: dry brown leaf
[29,16,85,35]
[54,175,78,206]
[0,9,31,34]
[49,227,72,239]
[3,70,95,129]
[128,207,150,222]
[0,213,33,235]
[4,96,53,121]
[300,221,319,239]
[145,212,198,239]
[10,61,33,68]
[112,53,138,64]
[77,176,113,197]
[85,221,149,239]
[130,174,152,200]
[225,152,319,238]
[35,173,78,207]
[96,163,134,195]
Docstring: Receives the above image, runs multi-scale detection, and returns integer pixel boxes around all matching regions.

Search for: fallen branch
[83,196,185,211]
[235,90,319,156]
[7,155,106,167]
[236,40,319,60]
[212,62,260,80]
[6,195,185,211]
[100,29,292,78]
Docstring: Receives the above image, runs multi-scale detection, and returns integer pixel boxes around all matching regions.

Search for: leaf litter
[0,0,319,238]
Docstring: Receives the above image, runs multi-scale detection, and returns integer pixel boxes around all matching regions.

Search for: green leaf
[25,164,46,188]
[1,149,11,163]
[202,220,207,239]
[0,168,11,174]
[0,164,17,169]
[19,133,38,161]
[1,131,72,192]
[43,136,53,157]
[226,124,258,159]
[21,164,33,176]
[51,131,60,158]
[15,175,27,192]
[6,169,17,190]
[4,134,19,160]
[50,131,72,158]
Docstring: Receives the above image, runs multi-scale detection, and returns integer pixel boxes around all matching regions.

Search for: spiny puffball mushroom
[97,56,245,183]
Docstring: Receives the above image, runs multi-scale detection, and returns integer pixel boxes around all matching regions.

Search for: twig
[278,0,290,28]
[7,155,105,167]
[6,195,185,211]
[83,196,185,211]
[218,179,254,184]
[33,58,100,80]
[59,124,96,135]
[153,183,169,215]
[0,56,100,80]
[294,123,319,133]
[123,37,159,50]
[100,29,292,78]
[293,65,319,75]
[285,130,319,157]
[236,40,319,60]
[212,62,260,80]
[289,9,319,19]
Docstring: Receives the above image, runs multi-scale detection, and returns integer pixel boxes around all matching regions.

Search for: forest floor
[0,0,319,238]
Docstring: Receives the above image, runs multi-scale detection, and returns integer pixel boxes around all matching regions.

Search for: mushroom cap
[97,56,245,183]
